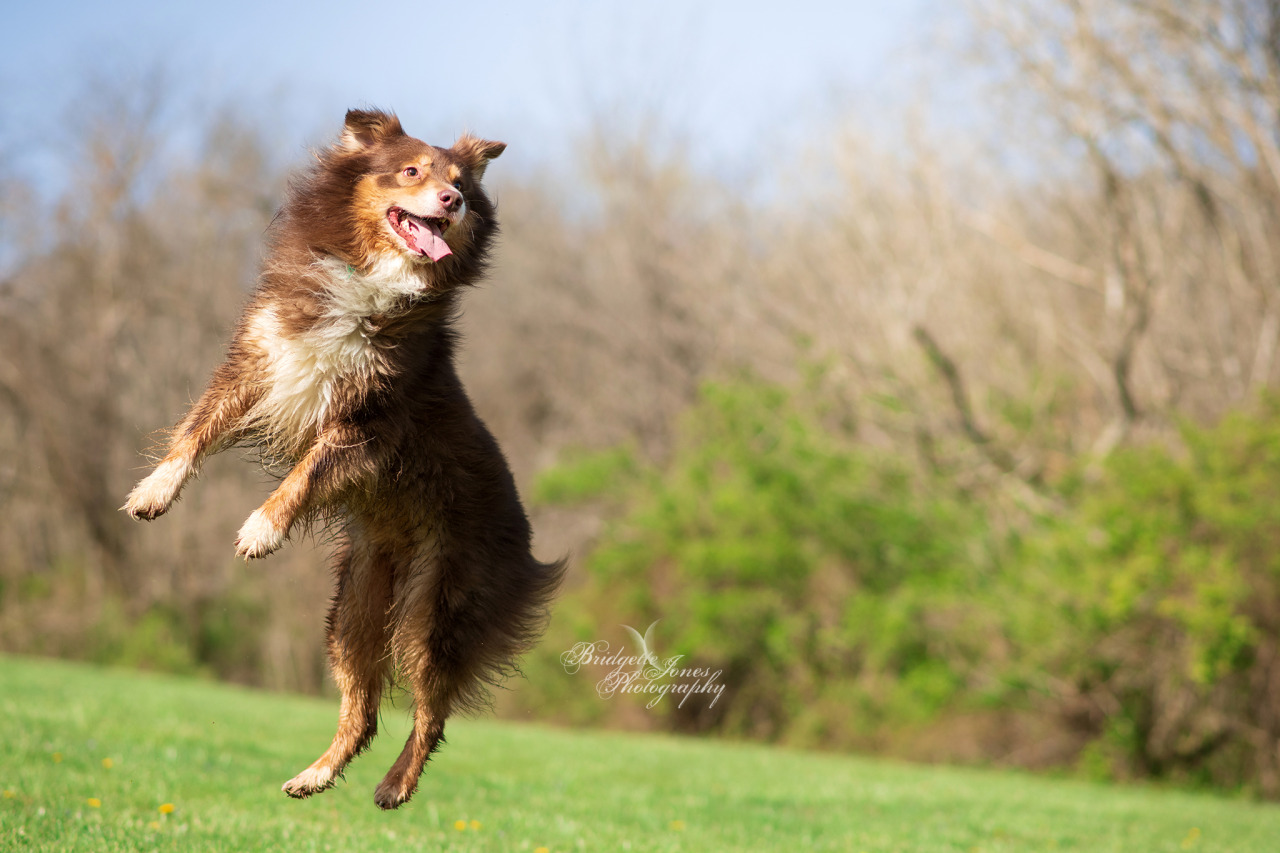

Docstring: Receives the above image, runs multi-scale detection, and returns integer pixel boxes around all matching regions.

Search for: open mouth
[387,207,453,261]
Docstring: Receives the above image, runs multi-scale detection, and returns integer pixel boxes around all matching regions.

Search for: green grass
[2,655,1279,852]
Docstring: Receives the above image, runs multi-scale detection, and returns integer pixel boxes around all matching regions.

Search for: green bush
[1007,398,1280,793]
[91,599,205,676]
[529,376,999,747]
[528,376,1280,794]
[87,586,269,684]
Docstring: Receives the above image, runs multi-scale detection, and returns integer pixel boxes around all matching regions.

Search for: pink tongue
[403,216,452,261]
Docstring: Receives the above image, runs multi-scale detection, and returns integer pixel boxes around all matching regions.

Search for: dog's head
[287,109,505,279]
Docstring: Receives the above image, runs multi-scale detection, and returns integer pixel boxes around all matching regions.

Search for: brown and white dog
[123,109,565,810]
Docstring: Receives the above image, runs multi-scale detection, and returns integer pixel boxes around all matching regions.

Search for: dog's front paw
[235,509,286,560]
[122,459,190,520]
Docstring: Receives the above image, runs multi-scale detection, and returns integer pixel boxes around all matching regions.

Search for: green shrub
[1007,397,1280,793]
[527,377,1280,795]
[529,376,999,746]
[88,585,269,684]
[92,599,205,676]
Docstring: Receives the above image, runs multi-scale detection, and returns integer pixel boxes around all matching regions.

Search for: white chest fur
[246,258,425,439]
[246,308,376,439]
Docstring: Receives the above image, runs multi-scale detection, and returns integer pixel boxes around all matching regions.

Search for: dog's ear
[341,110,404,152]
[452,135,506,179]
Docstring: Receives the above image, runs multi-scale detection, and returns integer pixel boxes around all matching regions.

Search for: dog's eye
[403,167,419,178]
[452,179,463,190]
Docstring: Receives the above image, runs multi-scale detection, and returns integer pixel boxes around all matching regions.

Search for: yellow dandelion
[535,847,551,853]
[86,798,101,808]
[1182,827,1202,849]
[469,819,482,831]
[2,790,14,799]
[158,803,175,815]
[453,819,467,831]
[148,821,161,831]
[51,752,63,763]
[670,819,686,831]
[101,758,114,770]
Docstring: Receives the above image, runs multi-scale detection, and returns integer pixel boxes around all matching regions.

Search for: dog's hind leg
[283,536,392,799]
[373,560,472,810]
[372,687,451,810]
[372,540,562,810]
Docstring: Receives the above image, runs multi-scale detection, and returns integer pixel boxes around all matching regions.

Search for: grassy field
[2,655,1279,852]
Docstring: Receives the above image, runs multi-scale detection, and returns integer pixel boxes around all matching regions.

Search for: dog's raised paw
[122,495,167,521]
[235,509,285,559]
[123,459,191,520]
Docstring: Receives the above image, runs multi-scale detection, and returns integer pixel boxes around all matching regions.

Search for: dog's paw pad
[235,509,285,560]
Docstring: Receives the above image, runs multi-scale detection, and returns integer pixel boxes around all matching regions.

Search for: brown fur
[123,109,565,810]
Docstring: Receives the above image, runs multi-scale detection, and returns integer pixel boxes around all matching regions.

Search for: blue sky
[2,0,940,181]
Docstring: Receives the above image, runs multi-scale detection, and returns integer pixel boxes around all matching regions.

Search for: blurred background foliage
[5,0,1280,796]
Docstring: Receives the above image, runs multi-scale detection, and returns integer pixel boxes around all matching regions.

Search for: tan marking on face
[353,178,401,258]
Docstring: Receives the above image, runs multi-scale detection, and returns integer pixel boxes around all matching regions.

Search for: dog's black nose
[438,189,460,211]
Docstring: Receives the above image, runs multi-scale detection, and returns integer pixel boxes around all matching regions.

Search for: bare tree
[968,0,1280,429]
